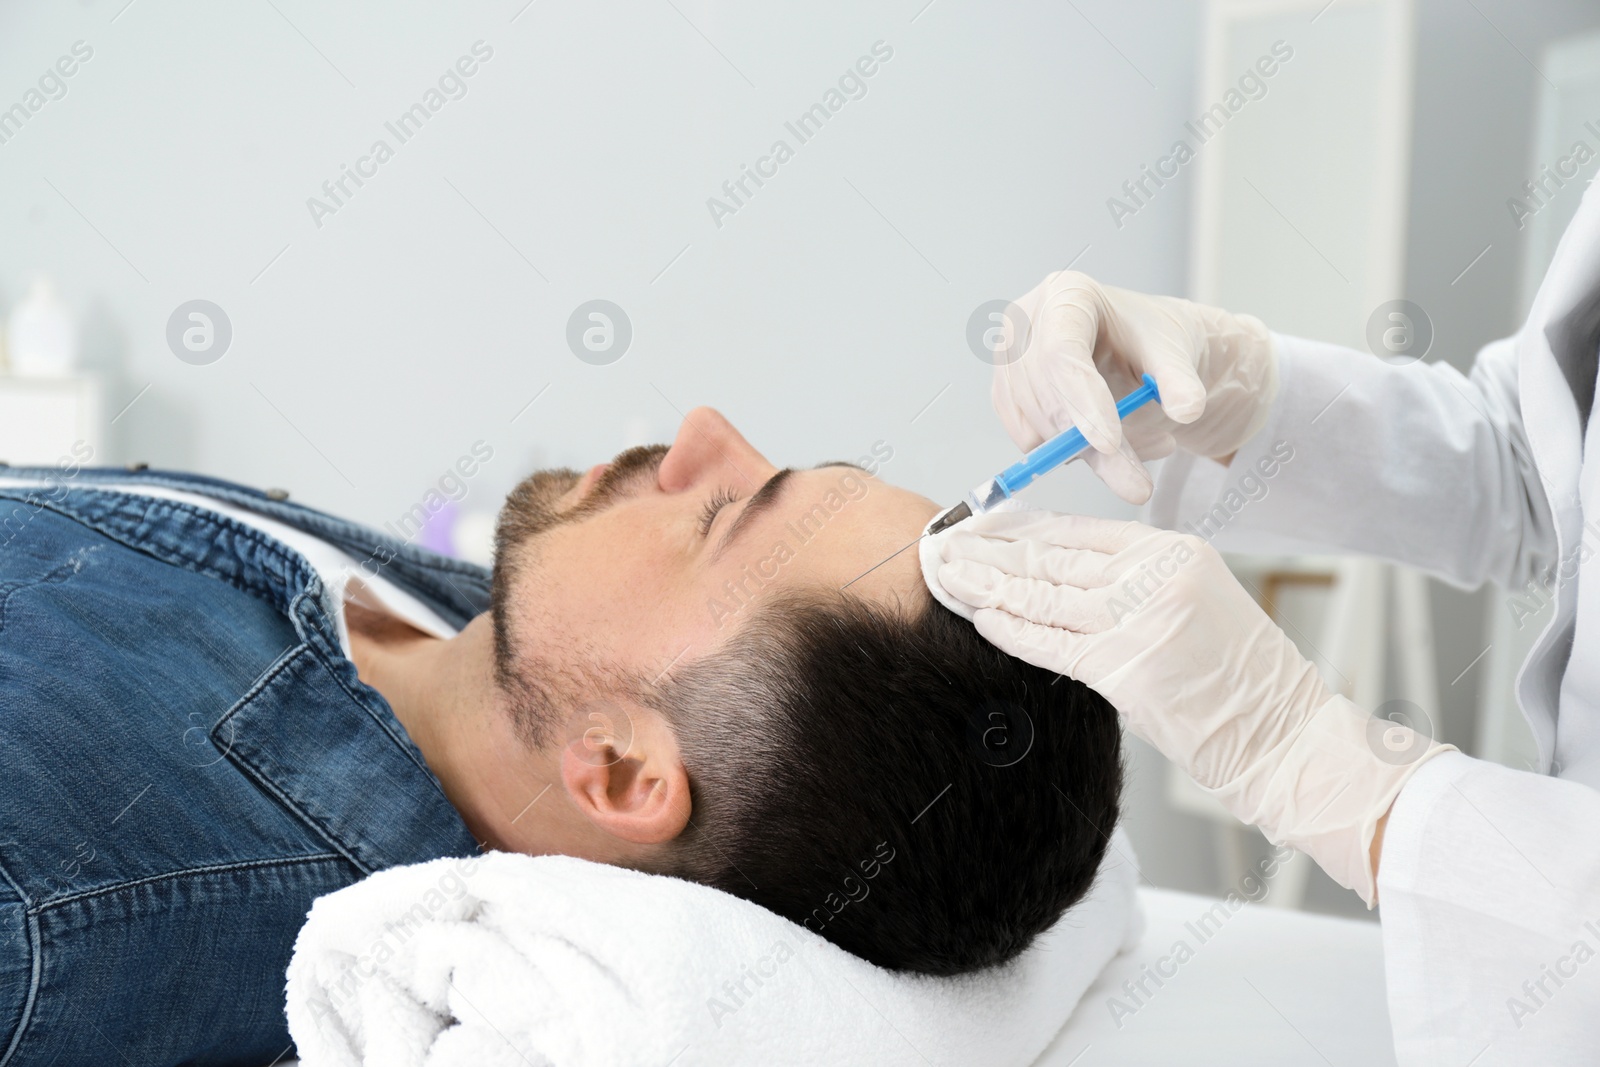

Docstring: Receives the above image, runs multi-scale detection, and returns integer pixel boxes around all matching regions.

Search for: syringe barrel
[991,374,1160,497]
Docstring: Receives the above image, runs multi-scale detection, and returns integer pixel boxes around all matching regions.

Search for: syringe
[925,373,1161,537]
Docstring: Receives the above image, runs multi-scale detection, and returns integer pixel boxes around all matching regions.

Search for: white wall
[0,0,1200,524]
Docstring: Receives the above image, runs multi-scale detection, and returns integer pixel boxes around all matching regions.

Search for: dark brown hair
[648,589,1124,975]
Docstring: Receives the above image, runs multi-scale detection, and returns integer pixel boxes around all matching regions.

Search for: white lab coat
[1147,182,1600,1063]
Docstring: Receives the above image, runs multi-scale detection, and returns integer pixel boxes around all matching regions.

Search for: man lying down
[0,407,1122,1065]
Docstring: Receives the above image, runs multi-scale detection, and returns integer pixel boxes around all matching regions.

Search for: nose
[656,407,774,493]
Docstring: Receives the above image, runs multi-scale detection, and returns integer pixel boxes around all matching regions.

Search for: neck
[345,604,562,854]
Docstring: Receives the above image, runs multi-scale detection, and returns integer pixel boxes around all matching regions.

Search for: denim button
[265,488,290,502]
[126,462,149,471]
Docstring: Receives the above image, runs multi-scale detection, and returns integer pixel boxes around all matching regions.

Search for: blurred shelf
[0,374,106,467]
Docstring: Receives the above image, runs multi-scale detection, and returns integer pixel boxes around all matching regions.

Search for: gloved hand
[989,271,1278,504]
[928,510,1455,906]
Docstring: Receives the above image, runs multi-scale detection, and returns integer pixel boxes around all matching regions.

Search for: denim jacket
[0,465,487,1066]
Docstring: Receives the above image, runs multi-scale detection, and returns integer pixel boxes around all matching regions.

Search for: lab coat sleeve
[1147,333,1559,592]
[1377,751,1600,1065]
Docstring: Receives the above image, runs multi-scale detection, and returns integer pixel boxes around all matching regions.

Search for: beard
[491,442,670,546]
[488,443,670,746]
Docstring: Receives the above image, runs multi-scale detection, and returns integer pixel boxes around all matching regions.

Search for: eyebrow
[714,468,795,560]
[713,461,863,560]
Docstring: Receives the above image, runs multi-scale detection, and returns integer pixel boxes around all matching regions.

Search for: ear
[559,700,691,845]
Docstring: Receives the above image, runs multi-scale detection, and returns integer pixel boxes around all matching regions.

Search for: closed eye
[697,487,740,537]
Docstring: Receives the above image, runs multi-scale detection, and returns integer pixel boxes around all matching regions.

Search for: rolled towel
[285,828,1143,1067]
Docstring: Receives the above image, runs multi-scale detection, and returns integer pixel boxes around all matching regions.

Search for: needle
[839,532,926,591]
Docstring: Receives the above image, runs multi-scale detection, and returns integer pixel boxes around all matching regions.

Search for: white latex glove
[929,510,1455,906]
[990,271,1278,504]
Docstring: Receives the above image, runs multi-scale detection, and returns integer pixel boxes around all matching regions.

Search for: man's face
[494,407,940,691]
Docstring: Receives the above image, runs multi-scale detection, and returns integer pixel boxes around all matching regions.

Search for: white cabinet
[0,375,106,467]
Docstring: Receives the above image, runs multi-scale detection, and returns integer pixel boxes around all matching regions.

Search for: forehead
[738,466,937,601]
[514,463,940,664]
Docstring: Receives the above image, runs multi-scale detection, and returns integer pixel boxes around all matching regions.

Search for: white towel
[284,829,1143,1067]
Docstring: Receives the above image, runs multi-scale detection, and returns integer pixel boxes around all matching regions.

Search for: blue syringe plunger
[926,374,1161,537]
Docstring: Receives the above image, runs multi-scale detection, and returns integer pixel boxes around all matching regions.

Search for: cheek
[533,531,667,614]
[518,522,718,663]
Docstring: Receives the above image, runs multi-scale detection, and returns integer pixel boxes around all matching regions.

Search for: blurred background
[4,0,1599,918]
